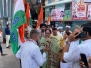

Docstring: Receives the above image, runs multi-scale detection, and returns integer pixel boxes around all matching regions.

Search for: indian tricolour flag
[10,0,26,54]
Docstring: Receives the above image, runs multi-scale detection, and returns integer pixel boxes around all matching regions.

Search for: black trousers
[0,43,3,53]
[19,59,22,68]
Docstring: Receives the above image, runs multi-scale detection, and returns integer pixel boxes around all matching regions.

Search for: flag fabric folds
[36,5,43,30]
[10,0,26,54]
[47,16,50,25]
[24,2,30,28]
[24,2,32,28]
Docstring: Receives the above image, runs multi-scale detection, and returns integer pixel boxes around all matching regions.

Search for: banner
[72,0,87,20]
[51,8,64,21]
[64,10,71,21]
[84,0,91,2]
[87,4,91,20]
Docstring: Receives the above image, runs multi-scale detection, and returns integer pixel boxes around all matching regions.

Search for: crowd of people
[15,22,91,68]
[0,22,91,68]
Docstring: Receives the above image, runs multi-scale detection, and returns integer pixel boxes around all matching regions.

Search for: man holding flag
[11,0,47,68]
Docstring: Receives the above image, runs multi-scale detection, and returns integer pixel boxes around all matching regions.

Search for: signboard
[84,0,91,3]
[72,0,87,20]
[64,10,71,21]
[45,8,50,20]
[51,8,64,21]
[87,4,91,20]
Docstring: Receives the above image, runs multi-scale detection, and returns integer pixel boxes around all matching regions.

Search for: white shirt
[60,39,81,68]
[16,40,46,68]
[64,39,91,68]
[69,40,82,52]
[57,31,63,38]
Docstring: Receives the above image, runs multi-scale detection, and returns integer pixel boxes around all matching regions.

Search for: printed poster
[72,0,87,20]
[87,4,91,20]
[51,8,64,21]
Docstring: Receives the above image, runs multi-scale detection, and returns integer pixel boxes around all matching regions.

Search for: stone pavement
[0,43,20,68]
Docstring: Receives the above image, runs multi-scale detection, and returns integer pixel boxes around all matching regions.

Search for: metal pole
[11,0,14,18]
[8,0,12,18]
[0,0,3,18]
[0,0,2,18]
[4,0,7,17]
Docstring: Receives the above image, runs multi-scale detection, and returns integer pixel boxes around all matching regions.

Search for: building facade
[0,0,14,42]
[45,0,90,30]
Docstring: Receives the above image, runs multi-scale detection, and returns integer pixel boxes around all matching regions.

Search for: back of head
[30,29,39,39]
[82,23,91,36]
[6,24,8,27]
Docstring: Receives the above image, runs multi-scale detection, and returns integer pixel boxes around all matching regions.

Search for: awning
[44,0,72,8]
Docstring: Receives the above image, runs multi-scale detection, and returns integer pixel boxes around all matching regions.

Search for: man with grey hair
[62,26,84,68]
[16,29,48,68]
[61,27,82,68]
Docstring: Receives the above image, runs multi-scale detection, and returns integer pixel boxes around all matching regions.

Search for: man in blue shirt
[5,24,10,48]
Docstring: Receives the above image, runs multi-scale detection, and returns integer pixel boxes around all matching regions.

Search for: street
[0,43,20,68]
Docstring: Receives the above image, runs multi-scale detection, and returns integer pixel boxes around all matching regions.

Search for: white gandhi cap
[57,27,63,29]
[66,25,71,28]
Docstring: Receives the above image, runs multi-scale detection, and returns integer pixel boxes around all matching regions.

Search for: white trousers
[60,62,72,68]
[6,35,10,47]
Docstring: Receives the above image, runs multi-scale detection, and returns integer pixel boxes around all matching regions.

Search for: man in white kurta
[62,23,91,68]
[57,27,63,38]
[16,30,47,68]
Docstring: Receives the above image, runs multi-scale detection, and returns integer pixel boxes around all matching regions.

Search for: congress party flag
[10,0,26,54]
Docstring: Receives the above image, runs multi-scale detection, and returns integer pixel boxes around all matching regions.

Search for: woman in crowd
[60,32,71,51]
[39,28,60,68]
[60,32,71,68]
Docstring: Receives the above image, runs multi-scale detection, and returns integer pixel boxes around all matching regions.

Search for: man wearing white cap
[57,27,63,38]
[63,25,72,35]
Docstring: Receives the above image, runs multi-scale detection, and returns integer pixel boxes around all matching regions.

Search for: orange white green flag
[10,0,26,54]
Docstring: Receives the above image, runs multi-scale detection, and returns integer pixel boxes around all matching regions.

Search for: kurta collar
[29,39,37,45]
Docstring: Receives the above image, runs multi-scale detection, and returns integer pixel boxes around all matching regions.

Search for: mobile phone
[80,53,89,68]
[76,31,86,38]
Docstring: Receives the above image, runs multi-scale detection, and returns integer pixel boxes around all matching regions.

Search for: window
[64,21,72,27]
[49,6,55,12]
[48,0,52,4]
[65,3,71,10]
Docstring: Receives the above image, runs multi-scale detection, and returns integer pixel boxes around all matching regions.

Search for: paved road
[0,43,20,68]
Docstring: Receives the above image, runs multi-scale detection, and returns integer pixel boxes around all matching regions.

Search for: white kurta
[63,39,91,68]
[16,40,46,68]
[60,39,80,68]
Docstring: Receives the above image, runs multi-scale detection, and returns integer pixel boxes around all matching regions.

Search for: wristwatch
[66,41,71,45]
